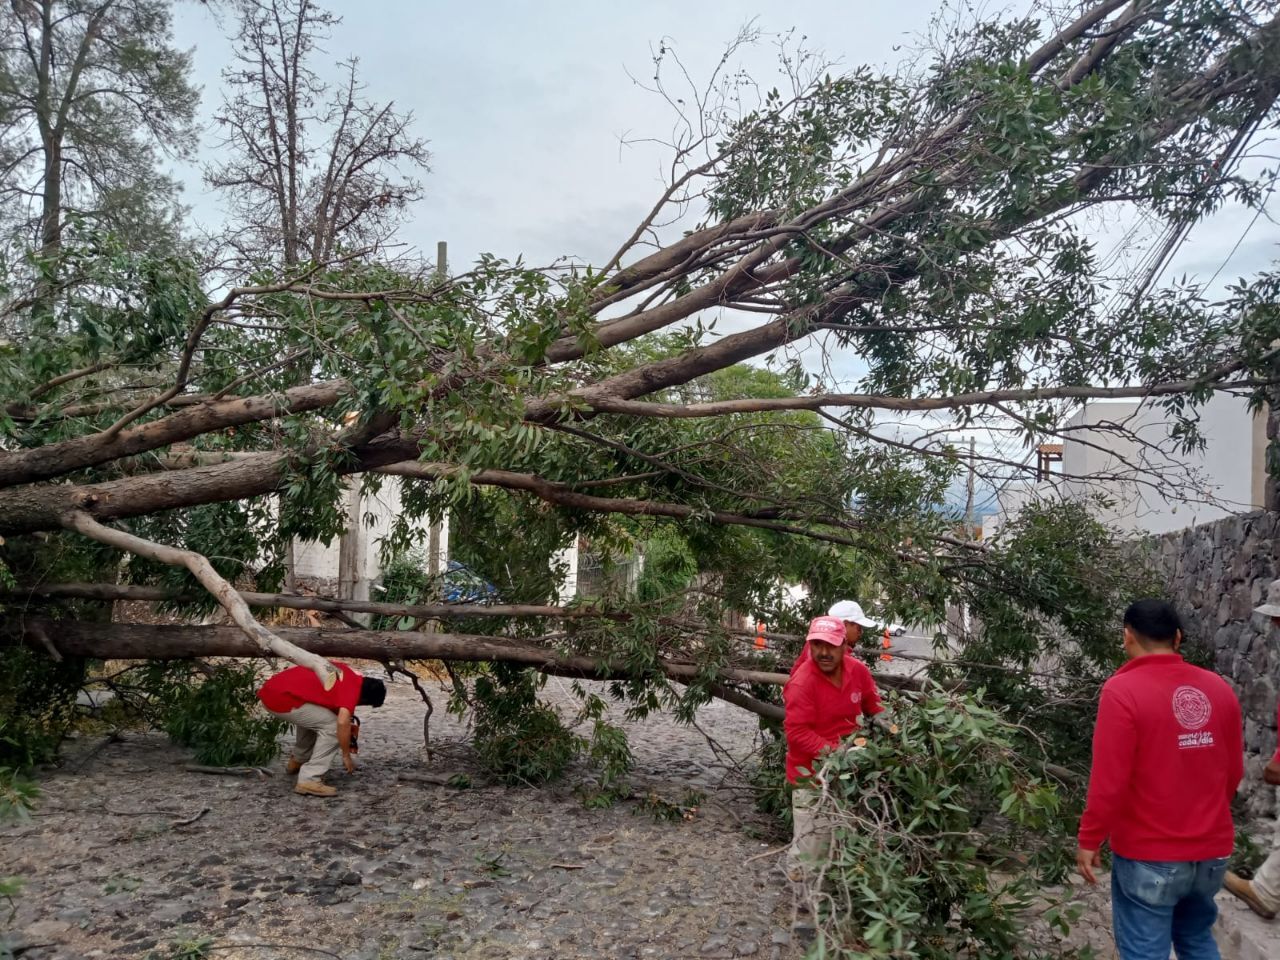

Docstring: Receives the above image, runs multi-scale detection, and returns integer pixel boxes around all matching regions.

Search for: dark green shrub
[0,647,87,768]
[747,731,792,835]
[474,698,580,785]
[144,662,284,766]
[805,687,1082,959]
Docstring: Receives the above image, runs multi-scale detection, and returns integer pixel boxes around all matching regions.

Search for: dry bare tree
[205,0,430,268]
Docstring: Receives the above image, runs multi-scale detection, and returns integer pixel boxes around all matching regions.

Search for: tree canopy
[1,0,1278,764]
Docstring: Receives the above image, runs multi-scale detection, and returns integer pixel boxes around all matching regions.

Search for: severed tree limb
[14,618,959,725]
[59,511,341,690]
[582,375,1271,420]
[375,461,864,548]
[0,379,351,489]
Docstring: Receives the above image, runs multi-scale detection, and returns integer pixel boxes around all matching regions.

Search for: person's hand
[1264,759,1280,786]
[343,752,356,775]
[1076,847,1101,885]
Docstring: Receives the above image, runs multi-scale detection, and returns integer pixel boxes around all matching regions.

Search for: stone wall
[1154,510,1280,818]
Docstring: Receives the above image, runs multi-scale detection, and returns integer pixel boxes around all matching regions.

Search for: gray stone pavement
[9,667,1275,959]
[2,675,800,960]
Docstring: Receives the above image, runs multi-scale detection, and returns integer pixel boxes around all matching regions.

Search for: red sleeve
[857,662,884,717]
[1078,684,1136,850]
[784,676,833,760]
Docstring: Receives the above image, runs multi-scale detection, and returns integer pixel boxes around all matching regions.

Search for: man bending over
[257,660,386,797]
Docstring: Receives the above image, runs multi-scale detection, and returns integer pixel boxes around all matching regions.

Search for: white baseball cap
[827,600,876,628]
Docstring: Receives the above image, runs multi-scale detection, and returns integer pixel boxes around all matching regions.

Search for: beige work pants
[272,703,340,783]
[1252,798,1280,913]
[787,786,831,881]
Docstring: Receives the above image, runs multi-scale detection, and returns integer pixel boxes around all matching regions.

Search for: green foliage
[634,789,705,823]
[576,718,635,807]
[472,668,581,785]
[0,647,87,768]
[371,548,438,630]
[142,662,284,767]
[950,499,1165,778]
[0,766,38,927]
[747,732,792,835]
[0,767,40,822]
[807,688,1080,959]
[102,874,142,895]
[586,719,633,790]
[1231,826,1268,881]
[473,852,512,878]
[0,873,23,923]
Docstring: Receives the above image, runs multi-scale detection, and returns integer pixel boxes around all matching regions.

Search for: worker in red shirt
[1223,580,1280,920]
[1077,599,1243,960]
[257,661,387,797]
[783,615,888,881]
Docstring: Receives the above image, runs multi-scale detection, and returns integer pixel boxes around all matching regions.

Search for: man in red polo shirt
[258,661,386,797]
[1077,599,1243,959]
[784,614,886,880]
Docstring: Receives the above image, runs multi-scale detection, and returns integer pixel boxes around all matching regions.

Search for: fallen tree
[3,0,1278,785]
[11,618,792,721]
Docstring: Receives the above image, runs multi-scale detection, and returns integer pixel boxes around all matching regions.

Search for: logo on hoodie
[1172,685,1212,730]
[1172,685,1215,749]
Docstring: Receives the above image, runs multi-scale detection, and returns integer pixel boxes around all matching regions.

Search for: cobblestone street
[3,676,801,960]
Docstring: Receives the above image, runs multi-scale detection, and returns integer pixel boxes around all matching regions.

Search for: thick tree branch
[375,461,865,548]
[0,379,351,488]
[8,581,623,622]
[581,376,1270,419]
[13,617,790,719]
[58,511,340,690]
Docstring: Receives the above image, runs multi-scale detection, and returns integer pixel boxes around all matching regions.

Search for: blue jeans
[1111,854,1228,960]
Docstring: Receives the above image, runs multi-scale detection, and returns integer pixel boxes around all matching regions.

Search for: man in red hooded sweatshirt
[783,614,887,881]
[1077,599,1242,960]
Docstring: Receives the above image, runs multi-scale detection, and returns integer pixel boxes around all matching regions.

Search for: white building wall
[555,540,579,605]
[291,476,437,587]
[990,394,1263,539]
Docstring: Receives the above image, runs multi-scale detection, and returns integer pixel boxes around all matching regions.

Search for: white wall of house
[292,476,440,593]
[989,393,1265,539]
[555,540,580,605]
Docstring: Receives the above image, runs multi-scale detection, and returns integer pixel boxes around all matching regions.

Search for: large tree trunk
[12,618,792,721]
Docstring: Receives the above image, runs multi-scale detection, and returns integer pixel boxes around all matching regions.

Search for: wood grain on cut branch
[58,512,341,690]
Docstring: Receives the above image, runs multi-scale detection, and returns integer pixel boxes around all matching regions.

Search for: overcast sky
[168,1,1280,512]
